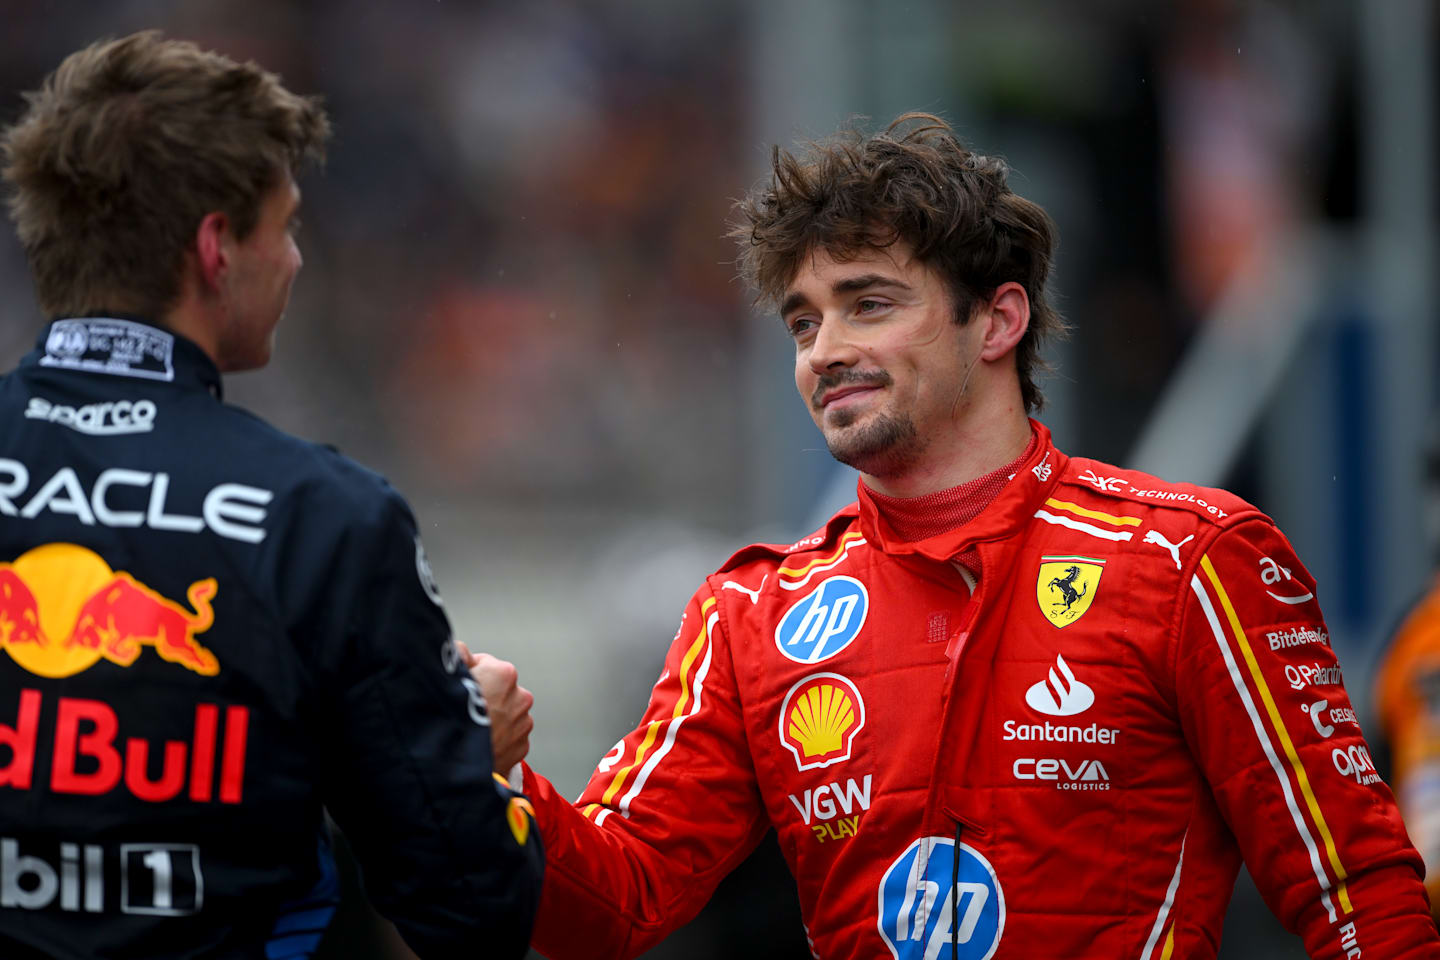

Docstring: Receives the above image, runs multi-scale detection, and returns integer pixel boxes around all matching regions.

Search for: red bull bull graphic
[0,543,218,678]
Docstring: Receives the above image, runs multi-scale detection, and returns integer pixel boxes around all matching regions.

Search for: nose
[806,316,860,376]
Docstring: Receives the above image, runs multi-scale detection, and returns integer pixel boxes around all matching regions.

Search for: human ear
[977,282,1030,361]
[193,212,232,292]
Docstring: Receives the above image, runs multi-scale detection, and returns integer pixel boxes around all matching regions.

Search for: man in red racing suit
[500,114,1440,958]
[523,421,1435,958]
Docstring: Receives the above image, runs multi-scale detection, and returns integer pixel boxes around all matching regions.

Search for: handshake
[456,641,534,775]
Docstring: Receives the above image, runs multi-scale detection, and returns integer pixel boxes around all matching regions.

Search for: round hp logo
[773,576,868,664]
[877,837,1004,960]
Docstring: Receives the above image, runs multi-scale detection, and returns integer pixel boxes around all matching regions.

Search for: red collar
[856,419,1066,562]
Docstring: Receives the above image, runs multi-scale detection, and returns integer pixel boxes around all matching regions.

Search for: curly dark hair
[731,113,1064,412]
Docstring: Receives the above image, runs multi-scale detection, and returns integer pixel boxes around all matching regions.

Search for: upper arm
[1177,519,1436,955]
[308,489,543,958]
[528,583,769,959]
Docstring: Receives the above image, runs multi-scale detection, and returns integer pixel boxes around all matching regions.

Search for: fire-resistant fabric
[0,318,542,959]
[525,420,1437,960]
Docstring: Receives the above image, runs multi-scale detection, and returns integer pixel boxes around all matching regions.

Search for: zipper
[951,819,962,960]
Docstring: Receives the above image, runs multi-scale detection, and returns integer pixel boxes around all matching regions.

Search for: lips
[820,385,880,409]
[813,373,890,411]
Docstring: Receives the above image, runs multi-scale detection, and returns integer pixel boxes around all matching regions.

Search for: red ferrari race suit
[524,420,1439,959]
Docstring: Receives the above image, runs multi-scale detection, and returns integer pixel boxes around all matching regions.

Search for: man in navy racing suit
[0,31,541,959]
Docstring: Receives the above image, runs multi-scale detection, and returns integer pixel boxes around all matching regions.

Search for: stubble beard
[824,408,924,479]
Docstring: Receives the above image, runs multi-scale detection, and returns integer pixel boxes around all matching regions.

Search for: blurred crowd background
[2,1,1435,957]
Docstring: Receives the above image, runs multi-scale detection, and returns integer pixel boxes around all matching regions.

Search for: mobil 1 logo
[120,844,202,915]
[878,837,1004,960]
[1,837,201,915]
[774,576,869,664]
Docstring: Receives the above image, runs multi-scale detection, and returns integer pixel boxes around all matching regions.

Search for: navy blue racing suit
[0,317,541,958]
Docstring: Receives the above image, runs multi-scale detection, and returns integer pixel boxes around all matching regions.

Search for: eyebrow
[779,274,913,319]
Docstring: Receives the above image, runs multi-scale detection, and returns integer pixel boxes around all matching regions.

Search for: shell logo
[0,543,218,678]
[779,672,866,772]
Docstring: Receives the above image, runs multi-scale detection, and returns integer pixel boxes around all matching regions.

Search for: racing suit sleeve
[522,583,769,960]
[303,488,543,959]
[1177,518,1440,958]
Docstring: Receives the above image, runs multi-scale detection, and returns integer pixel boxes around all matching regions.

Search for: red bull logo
[0,545,243,804]
[0,543,218,677]
[0,692,248,803]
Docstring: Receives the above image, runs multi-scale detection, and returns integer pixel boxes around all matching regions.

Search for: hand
[465,647,534,774]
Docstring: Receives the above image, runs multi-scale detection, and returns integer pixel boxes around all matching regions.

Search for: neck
[862,402,1032,498]
[161,287,223,370]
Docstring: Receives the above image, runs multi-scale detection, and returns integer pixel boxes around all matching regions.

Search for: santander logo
[1024,655,1095,717]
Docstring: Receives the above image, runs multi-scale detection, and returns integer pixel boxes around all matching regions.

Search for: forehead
[781,242,929,298]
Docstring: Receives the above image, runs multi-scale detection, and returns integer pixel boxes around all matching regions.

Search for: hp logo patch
[878,837,1004,960]
[774,576,868,663]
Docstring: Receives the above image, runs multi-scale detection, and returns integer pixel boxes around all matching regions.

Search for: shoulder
[1040,458,1290,592]
[214,404,412,530]
[1052,457,1264,531]
[711,503,864,583]
[702,506,868,645]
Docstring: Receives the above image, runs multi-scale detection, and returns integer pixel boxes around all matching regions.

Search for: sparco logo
[25,397,156,436]
[1024,655,1094,717]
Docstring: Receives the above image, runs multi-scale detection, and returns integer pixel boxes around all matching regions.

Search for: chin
[824,416,921,477]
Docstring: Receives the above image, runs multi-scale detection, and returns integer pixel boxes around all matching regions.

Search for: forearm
[524,764,765,960]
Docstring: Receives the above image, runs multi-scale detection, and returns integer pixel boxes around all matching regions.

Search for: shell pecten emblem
[0,543,218,677]
[779,672,866,771]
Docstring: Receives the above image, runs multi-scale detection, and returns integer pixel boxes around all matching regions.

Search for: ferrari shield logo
[1037,556,1105,627]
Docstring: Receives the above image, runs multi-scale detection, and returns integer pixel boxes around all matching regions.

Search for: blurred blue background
[2,1,1435,957]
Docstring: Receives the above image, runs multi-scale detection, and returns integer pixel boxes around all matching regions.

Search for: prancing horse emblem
[1036,556,1105,628]
[1049,566,1087,612]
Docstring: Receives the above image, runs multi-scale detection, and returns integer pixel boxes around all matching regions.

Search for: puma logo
[721,575,767,604]
[1143,530,1194,570]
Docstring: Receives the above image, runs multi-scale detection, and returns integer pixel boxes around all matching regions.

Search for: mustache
[811,369,892,408]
